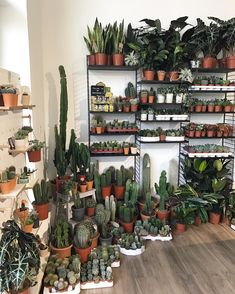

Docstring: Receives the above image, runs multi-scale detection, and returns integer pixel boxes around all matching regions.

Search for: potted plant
[207,101,215,112]
[140,90,148,104]
[157,88,166,103]
[155,171,170,220]
[123,142,130,155]
[114,169,125,199]
[112,20,125,66]
[214,99,223,112]
[119,203,135,233]
[50,219,73,258]
[0,86,18,107]
[174,201,196,233]
[27,139,45,162]
[148,87,155,103]
[206,124,216,137]
[203,193,225,225]
[21,212,34,233]
[123,100,130,112]
[141,109,147,121]
[0,167,16,194]
[130,98,139,112]
[14,129,28,149]
[223,99,233,112]
[101,170,112,198]
[71,192,85,221]
[165,129,184,141]
[81,217,99,249]
[84,22,96,65]
[86,198,96,216]
[0,220,40,294]
[195,124,204,137]
[130,143,138,155]
[147,108,155,121]
[73,224,92,263]
[32,180,49,220]
[159,129,166,141]
[194,100,203,112]
[95,204,113,245]
[157,70,166,81]
[165,87,174,103]
[140,192,155,221]
[79,180,87,193]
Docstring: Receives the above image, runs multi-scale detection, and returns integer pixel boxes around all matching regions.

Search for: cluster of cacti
[80,259,113,283]
[33,179,49,204]
[79,218,97,238]
[142,154,151,200]
[89,245,120,265]
[143,192,154,216]
[44,255,80,290]
[0,166,16,183]
[53,220,71,248]
[120,165,134,184]
[105,195,116,222]
[124,179,138,205]
[100,170,111,187]
[119,204,135,223]
[117,233,144,250]
[125,82,136,98]
[74,224,91,249]
[86,197,96,208]
[134,218,171,237]
[155,170,169,211]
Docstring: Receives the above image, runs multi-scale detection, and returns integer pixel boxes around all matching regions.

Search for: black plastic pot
[71,206,85,222]
[99,234,113,246]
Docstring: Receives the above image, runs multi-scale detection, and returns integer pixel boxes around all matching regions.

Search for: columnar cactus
[116,169,122,186]
[74,224,91,249]
[142,153,151,200]
[59,65,68,151]
[125,82,136,98]
[157,170,169,211]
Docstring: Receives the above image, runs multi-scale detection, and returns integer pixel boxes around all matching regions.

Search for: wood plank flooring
[82,224,235,294]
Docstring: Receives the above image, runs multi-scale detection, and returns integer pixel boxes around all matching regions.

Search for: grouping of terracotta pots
[88,53,125,66]
[201,55,235,69]
[142,70,177,81]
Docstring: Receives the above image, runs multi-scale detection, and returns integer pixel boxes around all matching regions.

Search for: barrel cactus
[74,224,91,249]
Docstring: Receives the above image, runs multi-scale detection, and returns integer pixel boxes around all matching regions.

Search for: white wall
[27,0,235,185]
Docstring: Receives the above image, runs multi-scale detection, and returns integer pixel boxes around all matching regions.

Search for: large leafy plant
[0,220,40,293]
[128,19,168,70]
[174,201,196,225]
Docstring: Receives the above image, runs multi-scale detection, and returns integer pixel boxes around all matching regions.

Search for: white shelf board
[9,144,35,156]
[0,184,25,199]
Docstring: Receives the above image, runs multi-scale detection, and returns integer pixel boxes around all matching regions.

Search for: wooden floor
[82,224,235,294]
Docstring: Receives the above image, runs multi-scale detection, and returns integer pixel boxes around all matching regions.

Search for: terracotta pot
[0,181,13,194]
[168,71,179,81]
[91,233,100,249]
[87,180,93,191]
[202,56,218,68]
[112,53,124,66]
[114,185,125,199]
[201,105,207,112]
[157,210,170,221]
[95,53,107,66]
[86,207,95,217]
[195,130,201,138]
[207,130,214,137]
[15,208,29,222]
[96,126,102,134]
[140,96,148,104]
[188,130,195,138]
[207,105,214,112]
[120,220,134,233]
[140,212,152,222]
[80,184,87,193]
[27,150,41,162]
[123,106,130,113]
[22,223,33,233]
[195,105,202,112]
[55,176,70,193]
[201,130,206,137]
[175,223,186,233]
[101,186,111,199]
[194,216,202,226]
[214,105,222,112]
[18,288,30,294]
[2,93,18,107]
[209,212,220,224]
[222,215,230,225]
[9,177,17,190]
[226,56,235,69]
[224,105,232,112]
[148,96,154,104]
[123,147,129,155]
[217,131,223,137]
[143,70,154,80]
[131,104,138,112]
[160,134,166,141]
[157,70,166,81]
[50,243,73,258]
[88,54,95,65]
[74,245,92,263]
[34,202,49,220]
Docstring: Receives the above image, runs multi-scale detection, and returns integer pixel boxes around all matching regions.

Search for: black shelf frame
[191,68,235,73]
[189,89,235,93]
[137,80,191,85]
[89,111,137,114]
[137,119,190,123]
[186,136,235,139]
[89,132,138,136]
[190,111,235,114]
[88,65,139,71]
[90,153,140,157]
[137,139,188,144]
[140,102,184,107]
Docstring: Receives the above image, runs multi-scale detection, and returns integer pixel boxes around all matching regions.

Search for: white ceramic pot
[131,147,137,154]
[176,94,183,104]
[22,94,30,106]
[166,93,173,103]
[15,139,27,149]
[141,113,147,120]
[157,94,165,103]
[148,114,154,120]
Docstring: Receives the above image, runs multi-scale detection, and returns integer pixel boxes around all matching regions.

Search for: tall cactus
[94,171,101,202]
[74,224,90,249]
[130,181,138,205]
[156,170,169,211]
[59,65,68,151]
[33,180,49,204]
[54,125,67,177]
[142,153,151,200]
[116,169,122,186]
[110,195,116,222]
